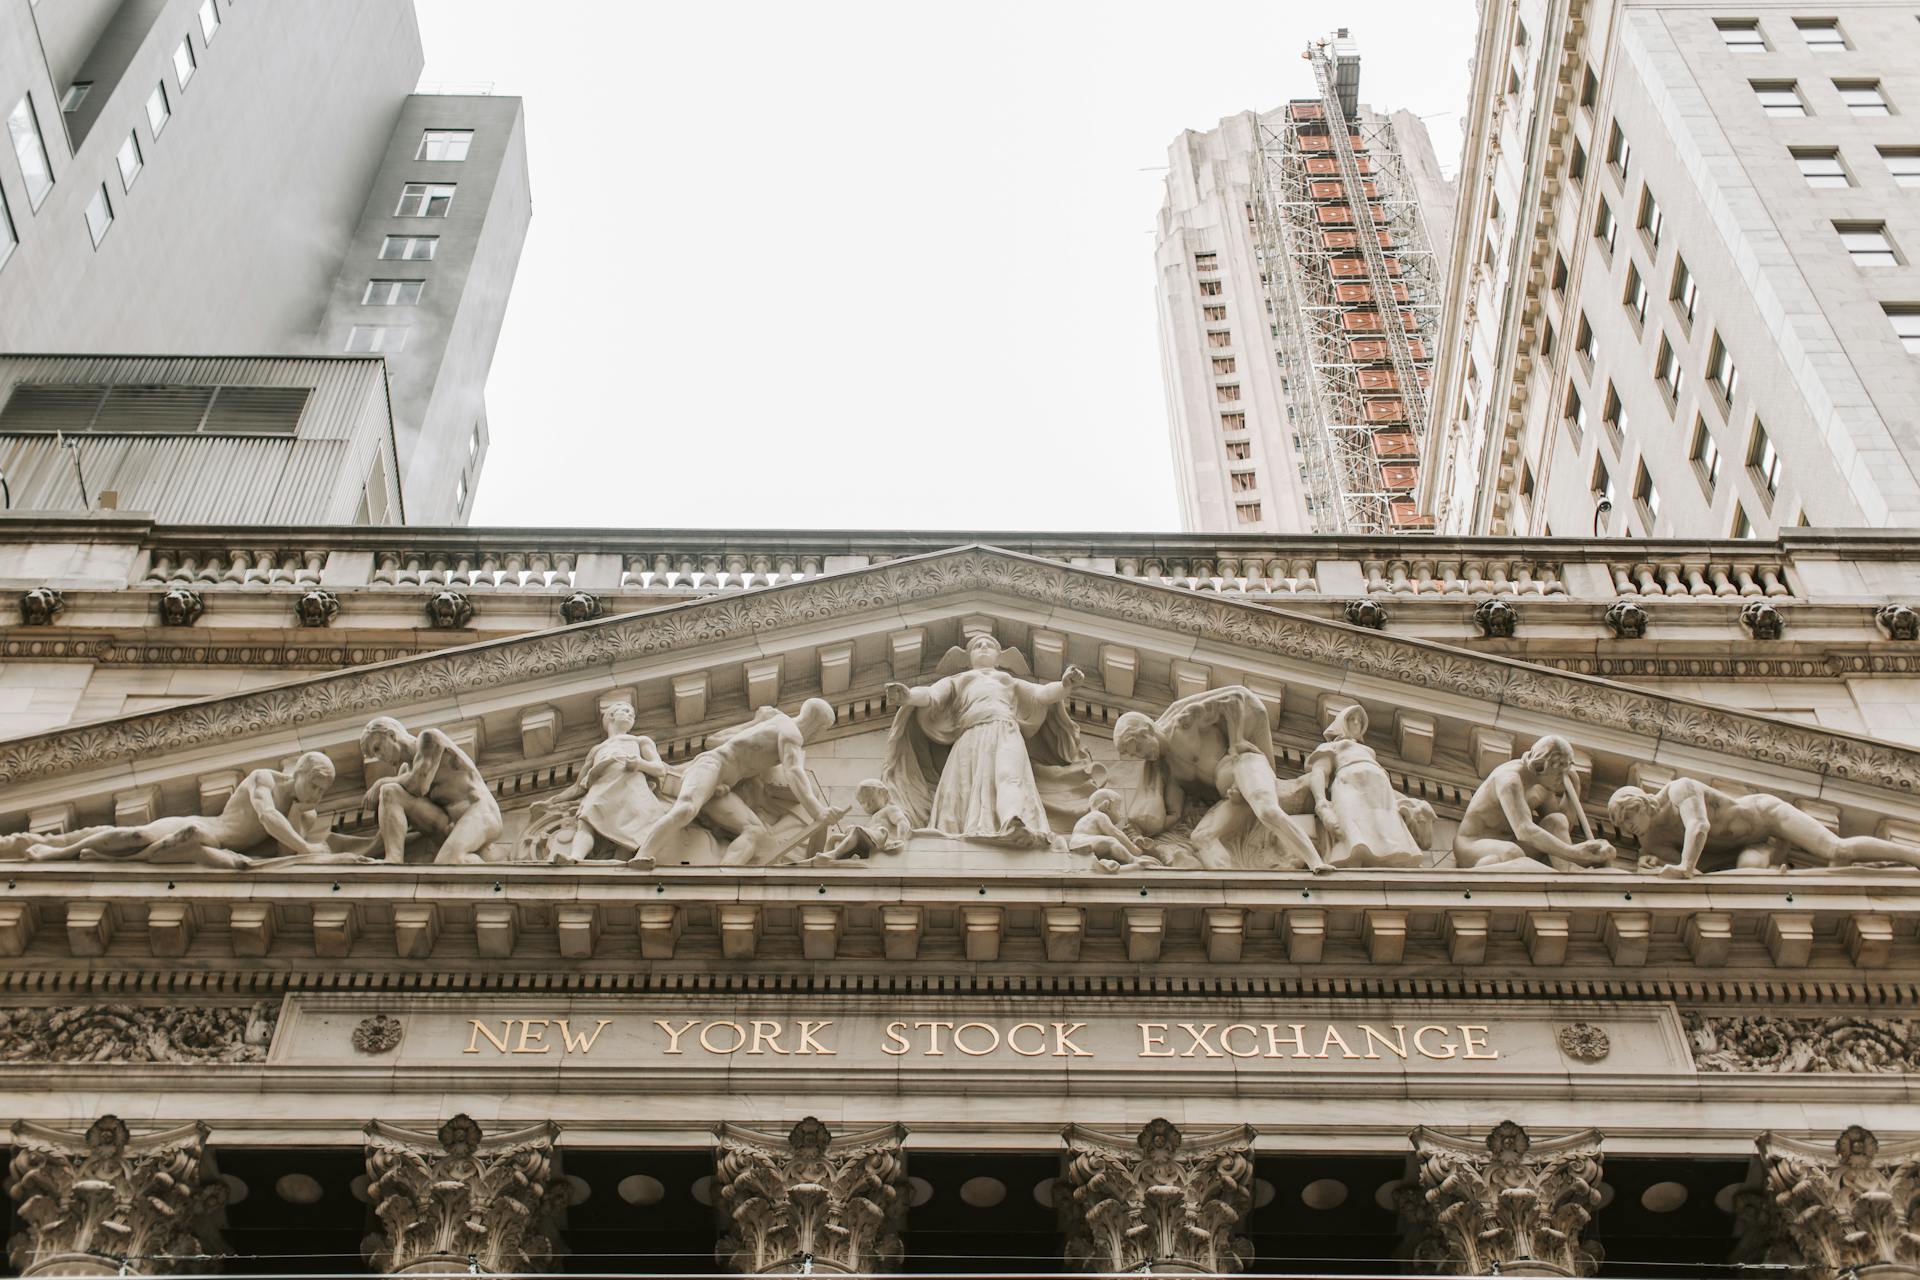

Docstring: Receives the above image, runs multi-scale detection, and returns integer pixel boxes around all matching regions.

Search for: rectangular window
[1708,333,1741,401]
[1581,65,1598,108]
[172,36,196,90]
[1595,199,1618,253]
[1796,18,1846,49]
[198,0,220,41]
[83,183,112,247]
[1220,412,1246,431]
[1229,470,1258,493]
[1881,147,1920,186]
[1839,222,1900,264]
[1203,305,1226,321]
[1234,502,1262,524]
[1575,312,1594,360]
[1886,306,1920,353]
[1794,147,1851,187]
[1206,330,1232,349]
[1603,381,1625,440]
[1198,279,1222,296]
[1692,417,1724,490]
[1565,384,1588,441]
[0,184,15,273]
[1670,257,1700,321]
[363,279,424,305]
[1635,460,1662,522]
[1552,252,1569,293]
[146,82,170,136]
[455,473,467,512]
[1749,420,1783,495]
[395,182,455,217]
[378,234,438,261]
[417,129,473,161]
[1733,505,1757,538]
[1570,137,1587,182]
[1624,263,1649,321]
[1225,440,1251,461]
[1656,334,1685,401]
[1593,456,1616,504]
[1637,186,1665,246]
[345,325,409,353]
[1194,251,1218,273]
[1754,81,1807,116]
[1837,80,1890,115]
[1211,356,1236,374]
[115,130,142,190]
[1216,384,1241,403]
[1717,18,1768,50]
[7,94,53,210]
[1607,120,1632,177]
[59,82,91,113]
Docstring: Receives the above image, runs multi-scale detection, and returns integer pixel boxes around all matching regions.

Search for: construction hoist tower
[1251,30,1442,532]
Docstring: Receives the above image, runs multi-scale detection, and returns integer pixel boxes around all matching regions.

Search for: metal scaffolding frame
[1250,36,1442,533]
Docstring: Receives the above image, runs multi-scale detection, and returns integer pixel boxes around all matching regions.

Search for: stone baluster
[1059,1118,1256,1275]
[1761,565,1791,596]
[798,555,823,576]
[363,1114,567,1276]
[298,549,326,583]
[1751,1126,1920,1279]
[6,1115,226,1276]
[1402,1120,1604,1277]
[1610,565,1636,595]
[712,1117,909,1275]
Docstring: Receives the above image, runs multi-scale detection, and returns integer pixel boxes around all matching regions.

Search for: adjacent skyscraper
[0,0,529,523]
[1428,0,1920,537]
[1155,32,1453,533]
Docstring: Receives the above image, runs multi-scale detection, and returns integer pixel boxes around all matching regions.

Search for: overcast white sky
[418,2,1476,532]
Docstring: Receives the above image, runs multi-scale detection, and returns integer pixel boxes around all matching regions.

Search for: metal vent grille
[0,383,308,436]
[201,386,309,435]
[0,385,109,433]
[98,385,217,433]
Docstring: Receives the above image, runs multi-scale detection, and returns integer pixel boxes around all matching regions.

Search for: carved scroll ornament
[1687,1012,1920,1074]
[0,1002,276,1064]
[1404,1120,1605,1277]
[1059,1117,1256,1274]
[363,1114,567,1276]
[712,1117,909,1275]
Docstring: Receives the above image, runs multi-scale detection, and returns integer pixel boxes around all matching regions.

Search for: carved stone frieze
[157,588,203,627]
[0,1002,276,1063]
[1877,603,1920,641]
[294,588,340,628]
[713,1116,909,1275]
[1602,599,1648,639]
[18,588,62,627]
[363,1114,566,1275]
[352,1013,403,1054]
[1059,1117,1256,1275]
[6,1116,226,1275]
[1685,1012,1920,1073]
[1403,1120,1605,1277]
[1754,1126,1920,1278]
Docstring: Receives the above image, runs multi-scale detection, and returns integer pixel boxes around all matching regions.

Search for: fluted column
[363,1114,566,1276]
[6,1116,225,1277]
[1059,1118,1256,1275]
[1402,1120,1604,1277]
[712,1116,909,1275]
[1753,1126,1920,1279]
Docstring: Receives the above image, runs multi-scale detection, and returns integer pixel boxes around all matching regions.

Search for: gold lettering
[1318,1025,1360,1060]
[1139,1022,1173,1057]
[748,1020,787,1055]
[914,1020,953,1056]
[655,1018,699,1054]
[882,1020,911,1056]
[555,1018,611,1054]
[1459,1025,1498,1059]
[513,1018,552,1054]
[1179,1023,1224,1058]
[953,1022,1000,1056]
[1220,1024,1260,1059]
[1361,1023,1408,1060]
[1264,1023,1311,1058]
[464,1019,514,1055]
[1007,1022,1047,1057]
[698,1020,746,1054]
[1414,1024,1458,1059]
[1054,1021,1093,1057]
[795,1020,836,1055]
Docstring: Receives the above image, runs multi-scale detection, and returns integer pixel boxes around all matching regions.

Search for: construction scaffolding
[1251,31,1441,533]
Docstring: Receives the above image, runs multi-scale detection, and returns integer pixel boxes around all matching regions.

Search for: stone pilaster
[6,1116,225,1277]
[1403,1120,1605,1277]
[363,1114,566,1276]
[712,1116,909,1275]
[1059,1118,1256,1275]
[1753,1126,1920,1279]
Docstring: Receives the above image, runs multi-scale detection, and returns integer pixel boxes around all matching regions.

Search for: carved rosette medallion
[713,1117,909,1275]
[351,1014,403,1055]
[363,1114,566,1276]
[1556,1023,1610,1062]
[1403,1120,1605,1277]
[1753,1126,1920,1279]
[6,1115,227,1276]
[1059,1118,1256,1275]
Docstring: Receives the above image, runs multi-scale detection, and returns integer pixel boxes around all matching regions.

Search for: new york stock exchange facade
[7,520,1920,1277]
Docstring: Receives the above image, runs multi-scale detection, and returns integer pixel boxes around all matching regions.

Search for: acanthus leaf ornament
[1685,1012,1920,1073]
[712,1116,909,1275]
[0,1002,276,1064]
[1754,1126,1920,1279]
[1059,1117,1256,1274]
[1403,1120,1605,1277]
[362,1113,566,1276]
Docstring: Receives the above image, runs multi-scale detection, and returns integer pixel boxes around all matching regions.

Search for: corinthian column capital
[712,1116,909,1275]
[6,1115,226,1277]
[363,1114,567,1275]
[1755,1126,1920,1279]
[1403,1120,1605,1277]
[1059,1117,1257,1275]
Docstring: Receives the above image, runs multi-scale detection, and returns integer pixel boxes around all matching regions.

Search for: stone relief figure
[360,717,504,865]
[525,699,671,866]
[1070,787,1154,869]
[1304,704,1432,868]
[1609,779,1920,876]
[0,752,373,869]
[1453,735,1616,872]
[814,779,911,863]
[882,634,1101,847]
[1113,685,1329,873]
[636,698,844,868]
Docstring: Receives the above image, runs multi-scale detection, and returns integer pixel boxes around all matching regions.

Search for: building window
[455,473,468,511]
[1793,147,1851,187]
[1198,279,1222,297]
[1211,356,1236,374]
[198,0,220,41]
[417,129,473,161]
[1206,330,1232,349]
[1637,186,1665,246]
[1575,312,1594,360]
[1670,257,1700,322]
[1595,199,1618,254]
[172,36,196,90]
[1581,65,1598,108]
[379,235,438,261]
[115,130,142,190]
[1606,120,1631,178]
[1880,147,1920,186]
[59,82,92,113]
[1707,333,1741,402]
[1655,334,1685,402]
[1717,18,1768,50]
[1216,384,1241,403]
[1203,304,1226,321]
[1220,412,1246,431]
[7,94,53,210]
[1194,251,1218,274]
[395,182,455,217]
[1234,502,1262,524]
[1839,222,1900,264]
[1796,18,1846,50]
[1230,470,1258,493]
[1624,263,1649,322]
[1749,420,1783,496]
[345,325,409,353]
[1886,306,1920,352]
[146,82,170,136]
[363,279,424,306]
[83,183,112,247]
[1552,252,1568,293]
[1225,440,1251,461]
[1635,460,1662,523]
[0,184,15,273]
[1592,456,1614,502]
[1565,384,1588,441]
[1753,81,1807,116]
[1603,381,1625,441]
[1837,80,1890,115]
[1570,137,1587,182]
[1691,417,1724,491]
